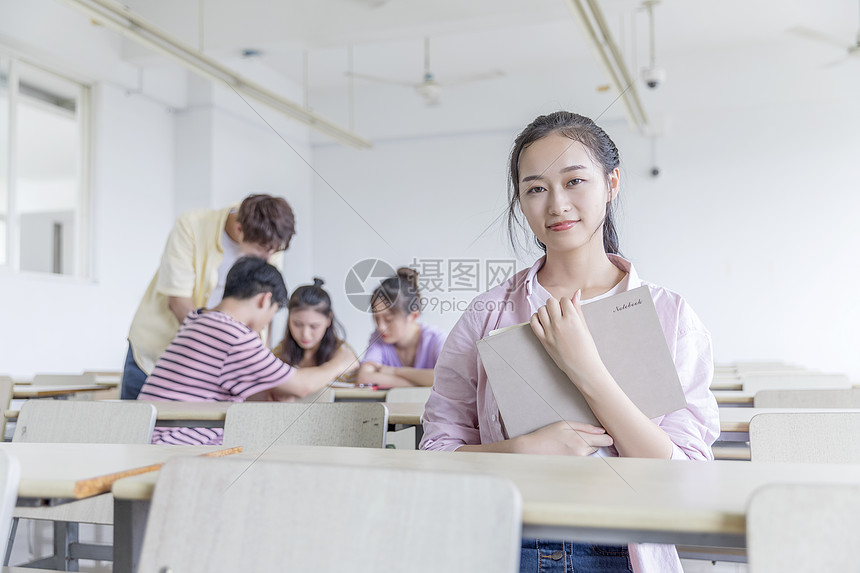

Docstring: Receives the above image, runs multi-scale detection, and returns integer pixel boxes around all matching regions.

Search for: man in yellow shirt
[122,194,295,399]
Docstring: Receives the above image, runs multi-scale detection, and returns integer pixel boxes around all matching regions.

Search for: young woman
[420,112,720,573]
[357,268,447,388]
[275,278,358,382]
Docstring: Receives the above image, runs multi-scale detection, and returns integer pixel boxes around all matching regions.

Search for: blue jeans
[520,539,632,573]
[121,344,148,400]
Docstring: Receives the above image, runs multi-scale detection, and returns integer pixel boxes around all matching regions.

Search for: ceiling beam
[59,0,373,149]
[563,0,649,131]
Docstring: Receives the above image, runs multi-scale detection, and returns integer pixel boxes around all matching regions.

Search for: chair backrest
[137,455,522,573]
[741,373,851,395]
[13,401,156,443]
[222,402,388,449]
[0,451,21,561]
[0,378,14,440]
[754,387,860,408]
[747,483,860,573]
[31,373,98,386]
[384,386,432,404]
[749,412,860,463]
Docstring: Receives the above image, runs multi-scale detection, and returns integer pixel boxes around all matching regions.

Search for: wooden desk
[0,443,237,501]
[718,407,860,435]
[332,388,389,401]
[12,384,106,399]
[710,379,743,391]
[139,401,231,428]
[112,445,860,567]
[384,402,424,426]
[713,391,754,406]
[5,401,232,429]
[6,401,420,430]
[0,442,239,573]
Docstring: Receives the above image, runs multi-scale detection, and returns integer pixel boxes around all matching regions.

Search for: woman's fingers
[545,297,562,322]
[563,421,606,434]
[560,296,577,318]
[529,313,545,339]
[581,432,614,448]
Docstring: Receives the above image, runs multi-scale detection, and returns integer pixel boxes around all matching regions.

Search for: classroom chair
[754,387,860,408]
[222,402,388,449]
[747,483,860,572]
[741,373,851,395]
[748,412,860,463]
[5,400,157,570]
[384,387,431,450]
[0,451,21,566]
[0,379,14,442]
[137,455,522,573]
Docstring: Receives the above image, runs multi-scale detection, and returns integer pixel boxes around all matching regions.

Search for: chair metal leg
[3,517,18,566]
[54,521,80,571]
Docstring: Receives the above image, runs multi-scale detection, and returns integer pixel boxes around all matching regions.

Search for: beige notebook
[476,286,686,438]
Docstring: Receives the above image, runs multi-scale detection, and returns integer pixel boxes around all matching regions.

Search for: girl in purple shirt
[357,268,447,387]
[421,112,719,573]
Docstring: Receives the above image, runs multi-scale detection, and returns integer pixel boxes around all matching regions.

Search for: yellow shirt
[128,206,283,375]
[128,208,232,375]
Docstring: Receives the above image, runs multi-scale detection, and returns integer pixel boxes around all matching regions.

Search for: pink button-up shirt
[421,254,720,573]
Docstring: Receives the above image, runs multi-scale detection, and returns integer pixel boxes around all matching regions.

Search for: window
[0,52,90,277]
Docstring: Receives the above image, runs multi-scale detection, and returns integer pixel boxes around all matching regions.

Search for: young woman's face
[288,307,332,350]
[517,134,619,254]
[372,302,416,345]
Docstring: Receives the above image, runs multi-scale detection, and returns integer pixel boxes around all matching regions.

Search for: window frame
[0,48,92,280]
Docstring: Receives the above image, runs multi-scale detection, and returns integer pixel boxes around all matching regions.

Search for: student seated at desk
[123,194,296,400]
[357,268,446,388]
[273,278,358,382]
[420,112,720,573]
[138,257,353,445]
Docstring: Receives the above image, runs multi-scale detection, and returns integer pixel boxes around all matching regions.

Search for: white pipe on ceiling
[59,0,373,149]
[563,0,649,131]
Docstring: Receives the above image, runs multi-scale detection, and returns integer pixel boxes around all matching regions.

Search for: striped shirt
[139,309,294,445]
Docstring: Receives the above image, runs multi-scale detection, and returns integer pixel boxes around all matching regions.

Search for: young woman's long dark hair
[276,278,345,367]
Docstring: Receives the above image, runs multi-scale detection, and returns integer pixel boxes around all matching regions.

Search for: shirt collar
[523,252,642,296]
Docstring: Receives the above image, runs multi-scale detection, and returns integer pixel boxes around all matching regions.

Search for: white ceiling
[122,0,860,91]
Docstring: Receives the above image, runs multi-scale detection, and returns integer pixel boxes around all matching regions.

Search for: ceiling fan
[346,37,504,106]
[789,0,860,67]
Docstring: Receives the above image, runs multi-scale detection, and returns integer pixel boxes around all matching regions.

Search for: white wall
[0,82,176,377]
[0,1,315,376]
[310,42,860,380]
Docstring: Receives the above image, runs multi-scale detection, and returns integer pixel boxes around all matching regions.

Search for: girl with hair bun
[274,278,358,381]
[357,267,447,387]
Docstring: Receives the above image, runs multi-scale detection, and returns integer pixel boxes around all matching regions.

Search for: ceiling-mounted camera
[641,66,666,89]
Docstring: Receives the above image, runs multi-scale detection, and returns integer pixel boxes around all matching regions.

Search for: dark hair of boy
[237,194,296,252]
[223,257,289,308]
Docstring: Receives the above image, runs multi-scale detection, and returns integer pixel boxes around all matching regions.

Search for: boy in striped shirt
[138,257,355,445]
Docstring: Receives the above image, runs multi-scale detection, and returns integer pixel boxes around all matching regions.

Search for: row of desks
[6,401,834,436]
[4,384,764,405]
[3,441,859,573]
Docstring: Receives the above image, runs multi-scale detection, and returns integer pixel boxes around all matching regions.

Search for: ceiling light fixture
[60,0,372,149]
[562,0,649,132]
